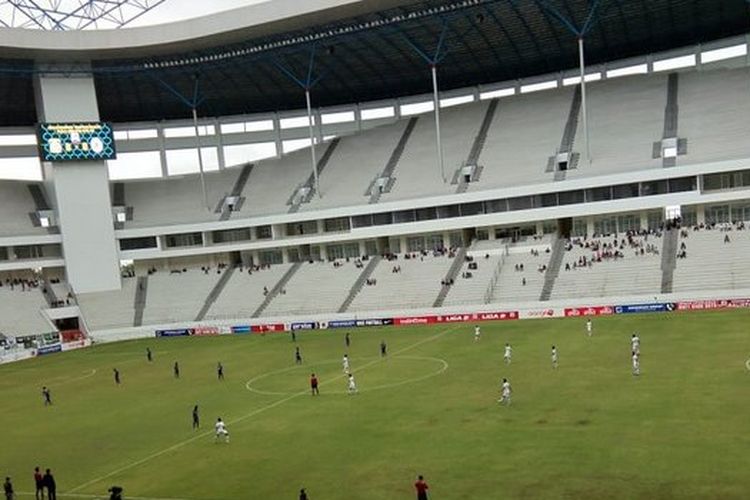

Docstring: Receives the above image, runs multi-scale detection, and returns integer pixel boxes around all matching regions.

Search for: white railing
[483,244,509,303]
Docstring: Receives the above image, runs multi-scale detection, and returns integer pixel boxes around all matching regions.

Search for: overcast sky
[127,0,271,27]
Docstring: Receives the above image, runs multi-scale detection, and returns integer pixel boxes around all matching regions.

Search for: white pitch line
[68,327,454,494]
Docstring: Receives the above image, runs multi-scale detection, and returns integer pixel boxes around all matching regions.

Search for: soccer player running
[586,319,593,337]
[380,340,387,357]
[310,373,319,395]
[347,373,358,395]
[113,368,121,385]
[4,476,13,500]
[503,343,512,365]
[499,378,512,405]
[474,325,481,342]
[146,347,152,362]
[173,361,180,379]
[214,418,230,443]
[551,345,558,369]
[342,354,350,373]
[414,475,429,500]
[295,347,303,365]
[632,351,640,376]
[42,387,52,406]
[345,332,351,348]
[192,405,200,429]
[217,362,224,381]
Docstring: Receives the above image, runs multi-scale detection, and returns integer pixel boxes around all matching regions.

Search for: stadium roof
[0,0,748,126]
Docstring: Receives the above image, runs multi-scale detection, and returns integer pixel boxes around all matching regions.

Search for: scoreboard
[37,122,117,162]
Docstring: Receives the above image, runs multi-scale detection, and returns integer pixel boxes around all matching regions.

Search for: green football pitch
[2,309,750,500]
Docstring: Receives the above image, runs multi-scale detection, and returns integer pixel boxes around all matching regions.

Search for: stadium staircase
[549,85,581,181]
[218,163,253,220]
[252,262,302,317]
[432,247,468,307]
[538,237,565,301]
[40,277,58,308]
[660,227,679,293]
[659,73,687,168]
[337,256,381,313]
[194,265,237,321]
[368,117,419,204]
[288,139,341,213]
[133,276,148,327]
[455,99,498,194]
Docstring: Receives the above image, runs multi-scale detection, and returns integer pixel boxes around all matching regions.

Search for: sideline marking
[68,327,454,494]
[245,355,449,396]
[745,358,750,371]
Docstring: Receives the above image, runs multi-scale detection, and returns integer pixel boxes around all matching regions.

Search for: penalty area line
[67,326,454,494]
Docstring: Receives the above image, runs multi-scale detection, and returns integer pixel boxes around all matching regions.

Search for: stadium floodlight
[0,0,168,30]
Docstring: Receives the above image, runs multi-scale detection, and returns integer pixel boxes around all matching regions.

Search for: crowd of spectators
[563,229,662,272]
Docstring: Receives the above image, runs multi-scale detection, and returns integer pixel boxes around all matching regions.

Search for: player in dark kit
[414,475,429,500]
[113,368,120,385]
[295,347,302,364]
[42,387,52,406]
[146,347,152,362]
[43,470,55,500]
[380,340,387,357]
[33,467,43,500]
[299,488,308,500]
[345,332,351,348]
[192,405,200,429]
[173,361,180,379]
[310,373,319,395]
[217,362,224,381]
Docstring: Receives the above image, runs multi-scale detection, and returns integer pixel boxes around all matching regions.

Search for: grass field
[2,309,750,500]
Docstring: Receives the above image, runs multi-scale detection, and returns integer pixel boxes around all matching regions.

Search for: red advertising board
[395,311,518,326]
[192,326,221,336]
[251,323,286,333]
[676,298,750,311]
[563,306,614,317]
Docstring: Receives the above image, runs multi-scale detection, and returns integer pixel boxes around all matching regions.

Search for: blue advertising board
[37,343,62,356]
[327,319,357,329]
[614,303,676,314]
[155,328,192,337]
[291,322,318,331]
[231,325,251,334]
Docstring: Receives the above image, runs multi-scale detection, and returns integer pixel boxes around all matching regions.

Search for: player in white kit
[631,333,640,354]
[342,354,350,372]
[474,325,481,342]
[586,319,592,337]
[631,352,640,376]
[499,378,512,405]
[347,373,358,394]
[215,417,230,443]
[551,345,558,369]
[503,343,512,364]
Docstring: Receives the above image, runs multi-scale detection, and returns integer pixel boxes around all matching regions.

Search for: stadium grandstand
[2,1,750,498]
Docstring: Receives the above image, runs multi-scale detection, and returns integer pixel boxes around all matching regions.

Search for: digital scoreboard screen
[37,122,117,162]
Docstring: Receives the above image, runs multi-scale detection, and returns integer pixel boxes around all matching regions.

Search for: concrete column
[640,212,649,230]
[586,216,595,236]
[34,72,120,293]
[535,221,544,235]
[696,205,706,225]
[488,227,496,240]
[399,235,408,253]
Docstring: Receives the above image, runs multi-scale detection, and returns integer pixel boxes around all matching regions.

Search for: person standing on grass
[146,347,152,362]
[310,373,319,395]
[414,475,429,500]
[299,488,308,500]
[347,373,358,395]
[42,387,52,406]
[217,362,224,381]
[499,378,512,406]
[291,330,296,343]
[586,318,593,337]
[173,361,180,379]
[43,470,55,500]
[474,325,481,342]
[345,332,351,348]
[551,345,558,369]
[192,405,200,429]
[113,368,121,385]
[4,476,13,500]
[33,467,44,500]
[214,418,230,443]
[295,347,303,365]
[632,351,640,376]
[380,340,387,357]
[342,354,350,373]
[504,343,512,365]
[631,333,640,355]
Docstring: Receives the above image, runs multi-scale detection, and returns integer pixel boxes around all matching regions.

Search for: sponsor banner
[519,308,559,319]
[251,323,285,333]
[564,306,614,317]
[676,298,750,311]
[355,318,394,327]
[61,339,91,352]
[37,343,62,356]
[191,326,221,336]
[395,311,518,326]
[291,322,319,331]
[327,319,357,329]
[231,325,251,334]
[155,328,192,337]
[614,303,676,314]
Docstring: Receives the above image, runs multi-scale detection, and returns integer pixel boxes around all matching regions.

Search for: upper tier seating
[0,182,45,236]
[204,264,294,320]
[141,268,224,325]
[0,282,51,335]
[78,278,137,330]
